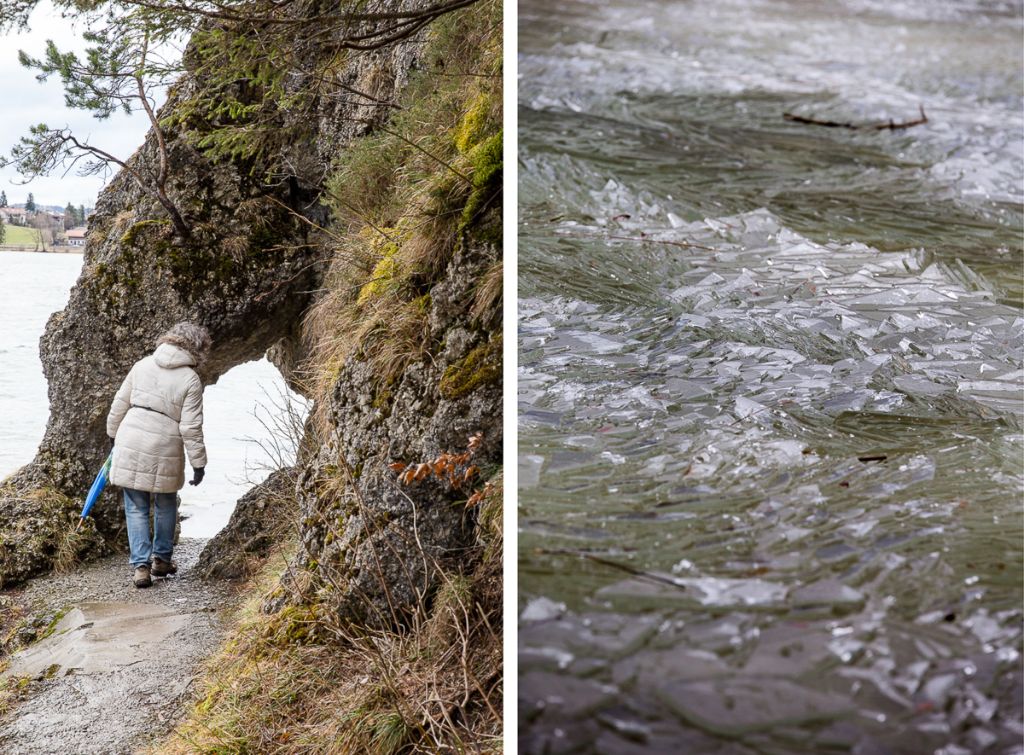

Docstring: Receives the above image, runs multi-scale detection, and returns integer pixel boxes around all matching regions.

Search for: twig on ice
[783,105,928,131]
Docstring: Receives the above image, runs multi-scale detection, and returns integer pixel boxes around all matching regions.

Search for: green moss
[454,92,492,154]
[36,607,70,642]
[154,239,240,295]
[412,293,432,314]
[357,245,400,304]
[460,130,503,234]
[438,335,502,400]
[92,262,117,292]
[263,604,322,646]
[119,218,170,247]
[371,389,392,410]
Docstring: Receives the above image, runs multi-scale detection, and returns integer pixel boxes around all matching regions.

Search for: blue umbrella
[77,451,113,529]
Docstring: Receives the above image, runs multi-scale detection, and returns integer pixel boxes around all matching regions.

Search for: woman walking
[106,322,210,588]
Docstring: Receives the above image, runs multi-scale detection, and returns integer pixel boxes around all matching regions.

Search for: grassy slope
[152,3,503,753]
[0,226,41,246]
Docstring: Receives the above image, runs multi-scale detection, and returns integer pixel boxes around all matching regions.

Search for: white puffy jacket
[106,343,207,493]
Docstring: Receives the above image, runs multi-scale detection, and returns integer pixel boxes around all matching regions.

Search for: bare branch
[784,105,928,131]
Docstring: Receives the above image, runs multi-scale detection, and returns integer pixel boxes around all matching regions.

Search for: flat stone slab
[3,602,196,680]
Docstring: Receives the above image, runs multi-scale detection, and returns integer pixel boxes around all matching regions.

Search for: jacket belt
[130,403,176,421]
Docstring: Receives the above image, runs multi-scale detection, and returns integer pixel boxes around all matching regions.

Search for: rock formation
[0,0,501,616]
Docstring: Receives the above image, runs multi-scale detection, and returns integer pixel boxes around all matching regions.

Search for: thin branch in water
[606,233,716,252]
[783,105,928,131]
[538,548,687,590]
[562,229,716,252]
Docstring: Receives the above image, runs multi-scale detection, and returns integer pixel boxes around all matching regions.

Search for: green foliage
[20,33,135,118]
[164,27,308,168]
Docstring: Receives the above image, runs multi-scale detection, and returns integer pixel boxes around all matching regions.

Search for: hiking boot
[151,557,178,577]
[133,564,152,588]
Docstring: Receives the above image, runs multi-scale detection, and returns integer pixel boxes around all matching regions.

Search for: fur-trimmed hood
[153,343,196,369]
[156,322,211,368]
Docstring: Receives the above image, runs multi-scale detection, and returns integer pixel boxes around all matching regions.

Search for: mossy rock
[262,604,325,646]
[357,248,400,304]
[120,218,171,247]
[439,335,501,400]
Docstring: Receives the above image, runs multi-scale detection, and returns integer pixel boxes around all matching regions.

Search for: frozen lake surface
[519,0,1023,751]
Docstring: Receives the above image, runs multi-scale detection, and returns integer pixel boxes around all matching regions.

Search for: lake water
[0,251,304,539]
[519,0,1023,751]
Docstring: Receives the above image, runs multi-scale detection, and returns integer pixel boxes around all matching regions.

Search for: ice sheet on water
[519,1,1022,750]
[658,677,854,735]
[522,209,1021,445]
[521,596,568,624]
[596,574,790,610]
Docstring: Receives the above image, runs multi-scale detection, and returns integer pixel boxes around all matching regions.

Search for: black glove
[189,467,205,486]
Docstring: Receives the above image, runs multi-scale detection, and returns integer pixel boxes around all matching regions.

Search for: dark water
[518,0,1024,751]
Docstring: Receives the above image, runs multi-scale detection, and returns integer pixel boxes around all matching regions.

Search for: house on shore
[66,226,88,247]
[0,207,28,226]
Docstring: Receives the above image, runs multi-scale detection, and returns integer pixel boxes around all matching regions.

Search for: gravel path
[0,538,235,755]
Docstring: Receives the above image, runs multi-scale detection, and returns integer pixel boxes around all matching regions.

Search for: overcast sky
[0,1,161,208]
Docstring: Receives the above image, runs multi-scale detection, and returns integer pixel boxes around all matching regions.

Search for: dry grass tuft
[471,258,502,328]
[153,499,503,754]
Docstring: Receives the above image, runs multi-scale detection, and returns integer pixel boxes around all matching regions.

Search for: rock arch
[0,125,321,584]
[0,29,416,584]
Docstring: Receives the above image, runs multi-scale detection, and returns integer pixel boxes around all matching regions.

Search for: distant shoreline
[0,246,84,255]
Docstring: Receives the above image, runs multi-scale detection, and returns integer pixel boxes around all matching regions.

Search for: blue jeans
[124,488,177,568]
